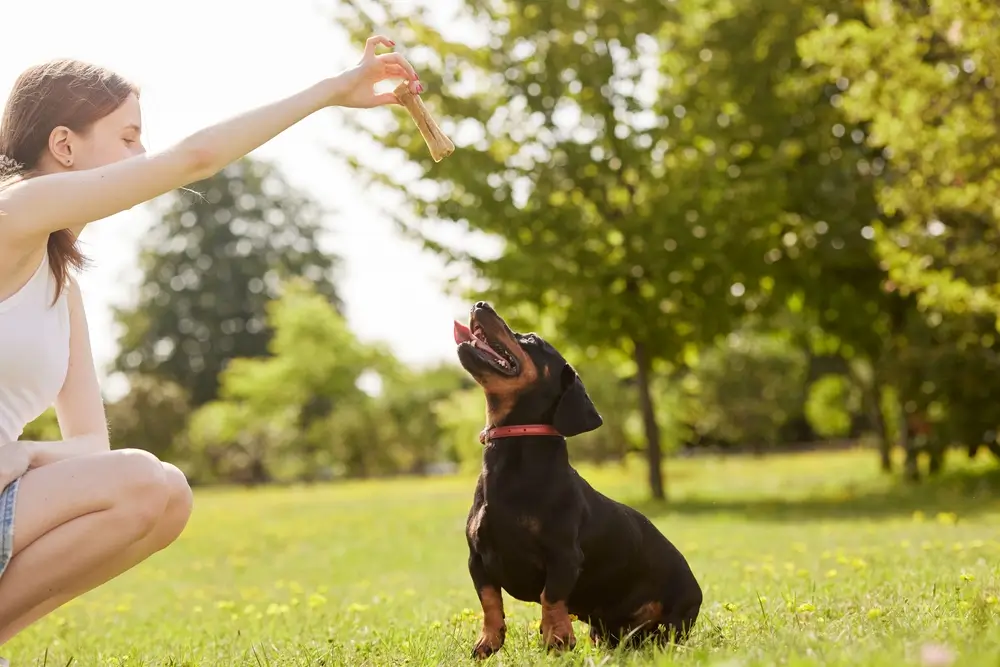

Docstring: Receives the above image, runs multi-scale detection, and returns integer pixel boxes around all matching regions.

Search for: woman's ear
[48,126,74,167]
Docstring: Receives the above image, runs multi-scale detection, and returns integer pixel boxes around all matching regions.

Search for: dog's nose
[475,301,491,310]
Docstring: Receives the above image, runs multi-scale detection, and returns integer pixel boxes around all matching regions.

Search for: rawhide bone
[394,81,455,162]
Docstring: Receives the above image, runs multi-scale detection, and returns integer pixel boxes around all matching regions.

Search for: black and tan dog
[454,301,702,659]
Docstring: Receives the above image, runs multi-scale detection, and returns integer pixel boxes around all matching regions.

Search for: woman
[0,34,421,649]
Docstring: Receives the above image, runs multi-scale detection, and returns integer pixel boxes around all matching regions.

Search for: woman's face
[64,93,146,170]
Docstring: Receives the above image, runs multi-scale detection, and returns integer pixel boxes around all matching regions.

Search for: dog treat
[394,81,455,162]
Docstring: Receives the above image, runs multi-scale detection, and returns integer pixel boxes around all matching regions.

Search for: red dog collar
[479,424,563,444]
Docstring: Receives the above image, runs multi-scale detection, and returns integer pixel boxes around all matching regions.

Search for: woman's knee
[107,449,175,533]
[157,462,193,543]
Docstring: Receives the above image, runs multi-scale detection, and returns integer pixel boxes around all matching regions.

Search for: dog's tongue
[454,320,474,345]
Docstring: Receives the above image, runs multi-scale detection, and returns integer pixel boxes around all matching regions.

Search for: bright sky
[2,0,474,398]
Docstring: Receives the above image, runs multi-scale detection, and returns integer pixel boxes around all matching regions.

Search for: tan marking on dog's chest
[467,504,488,541]
[518,515,542,535]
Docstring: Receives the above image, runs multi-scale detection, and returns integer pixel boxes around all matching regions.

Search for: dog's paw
[471,624,506,660]
[542,623,576,652]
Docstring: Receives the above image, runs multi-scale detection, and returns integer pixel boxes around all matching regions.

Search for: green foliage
[799,2,1000,467]
[105,374,192,459]
[337,0,745,356]
[184,399,298,484]
[805,374,859,439]
[180,281,480,482]
[800,0,1000,318]
[433,386,489,473]
[19,407,60,442]
[113,157,341,406]
[330,0,919,496]
[373,362,473,472]
[183,279,375,483]
[569,357,643,463]
[86,0,1000,489]
[687,330,809,447]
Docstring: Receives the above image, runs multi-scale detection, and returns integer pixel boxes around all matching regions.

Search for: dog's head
[454,301,603,437]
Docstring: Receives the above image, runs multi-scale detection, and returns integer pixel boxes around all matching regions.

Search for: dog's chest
[468,497,545,565]
[470,500,548,600]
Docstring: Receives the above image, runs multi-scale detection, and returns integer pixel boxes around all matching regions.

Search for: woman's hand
[0,442,31,491]
[328,35,423,109]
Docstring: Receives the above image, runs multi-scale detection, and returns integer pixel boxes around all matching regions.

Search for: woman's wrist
[318,74,350,108]
[18,433,110,468]
[17,440,41,468]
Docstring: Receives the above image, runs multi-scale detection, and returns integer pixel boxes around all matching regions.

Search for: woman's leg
[0,448,193,644]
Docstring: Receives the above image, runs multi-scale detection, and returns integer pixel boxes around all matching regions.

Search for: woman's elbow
[176,141,220,183]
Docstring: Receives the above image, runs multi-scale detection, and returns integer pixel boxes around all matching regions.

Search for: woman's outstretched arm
[0,35,418,245]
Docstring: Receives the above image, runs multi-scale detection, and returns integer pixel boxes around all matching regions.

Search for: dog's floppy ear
[553,363,603,438]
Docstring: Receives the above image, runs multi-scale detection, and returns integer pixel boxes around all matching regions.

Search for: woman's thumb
[372,92,401,107]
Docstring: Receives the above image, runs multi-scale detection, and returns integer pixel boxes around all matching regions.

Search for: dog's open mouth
[454,318,519,376]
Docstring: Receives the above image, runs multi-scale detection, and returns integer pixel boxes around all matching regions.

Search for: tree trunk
[874,384,893,473]
[249,455,270,486]
[927,444,944,476]
[899,410,920,483]
[633,339,665,501]
[616,427,628,463]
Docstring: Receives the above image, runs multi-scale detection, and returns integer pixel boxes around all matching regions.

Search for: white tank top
[0,253,71,442]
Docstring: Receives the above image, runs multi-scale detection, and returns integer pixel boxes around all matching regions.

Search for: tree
[376,362,475,474]
[334,0,765,500]
[105,375,192,461]
[184,278,377,483]
[800,0,1000,477]
[687,329,809,452]
[113,157,341,406]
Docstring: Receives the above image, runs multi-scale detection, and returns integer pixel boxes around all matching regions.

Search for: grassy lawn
[7,447,1000,666]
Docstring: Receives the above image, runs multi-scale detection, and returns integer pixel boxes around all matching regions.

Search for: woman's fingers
[371,91,402,107]
[384,64,423,92]
[355,35,423,97]
[363,35,395,60]
[384,64,409,79]
[378,52,419,81]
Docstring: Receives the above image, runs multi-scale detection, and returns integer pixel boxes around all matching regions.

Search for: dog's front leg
[540,545,583,652]
[469,552,506,659]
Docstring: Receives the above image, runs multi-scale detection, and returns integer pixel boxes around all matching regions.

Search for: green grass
[7,447,1000,666]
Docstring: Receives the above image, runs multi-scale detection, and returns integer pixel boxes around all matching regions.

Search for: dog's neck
[479,423,562,445]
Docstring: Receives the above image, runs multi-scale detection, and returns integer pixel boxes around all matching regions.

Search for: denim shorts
[0,478,19,580]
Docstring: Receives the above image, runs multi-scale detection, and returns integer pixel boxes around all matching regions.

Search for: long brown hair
[0,59,138,301]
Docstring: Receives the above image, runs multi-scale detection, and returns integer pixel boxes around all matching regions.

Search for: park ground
[6,447,1000,666]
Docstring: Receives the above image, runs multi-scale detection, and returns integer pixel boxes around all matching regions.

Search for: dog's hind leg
[587,619,621,649]
[637,599,701,647]
[469,552,506,660]
[659,601,701,645]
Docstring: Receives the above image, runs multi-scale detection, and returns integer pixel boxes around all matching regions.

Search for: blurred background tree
[112,157,341,407]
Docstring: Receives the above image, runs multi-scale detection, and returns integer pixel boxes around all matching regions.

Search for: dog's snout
[474,301,492,311]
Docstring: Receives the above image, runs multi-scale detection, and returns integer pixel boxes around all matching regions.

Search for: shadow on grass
[629,465,1000,522]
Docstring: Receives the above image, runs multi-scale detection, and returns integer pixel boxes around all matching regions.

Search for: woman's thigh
[11,448,171,556]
